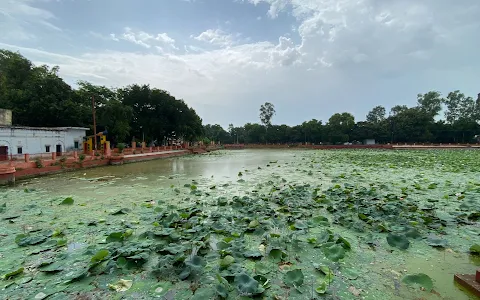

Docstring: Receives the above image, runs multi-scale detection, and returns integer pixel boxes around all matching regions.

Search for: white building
[0,126,88,158]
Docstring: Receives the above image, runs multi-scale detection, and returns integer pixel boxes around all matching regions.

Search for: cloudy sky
[1,0,479,127]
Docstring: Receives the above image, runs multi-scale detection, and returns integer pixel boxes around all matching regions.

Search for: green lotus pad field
[0,149,479,299]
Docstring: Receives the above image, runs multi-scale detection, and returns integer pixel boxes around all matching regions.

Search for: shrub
[59,156,67,163]
[35,158,43,168]
[79,154,86,161]
[117,143,126,153]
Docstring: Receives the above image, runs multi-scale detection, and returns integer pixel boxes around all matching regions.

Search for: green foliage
[59,197,74,205]
[117,143,126,153]
[2,150,479,299]
[0,49,203,144]
[203,90,479,144]
[234,273,264,295]
[35,158,43,168]
[322,244,346,261]
[402,273,434,291]
[91,249,109,263]
[283,269,304,288]
[469,244,480,254]
[2,267,24,280]
[259,102,275,127]
[386,234,410,250]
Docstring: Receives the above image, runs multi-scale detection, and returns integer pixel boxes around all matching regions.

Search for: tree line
[0,49,203,146]
[204,92,480,145]
[2,49,479,146]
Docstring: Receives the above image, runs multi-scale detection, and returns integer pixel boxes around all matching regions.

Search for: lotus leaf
[186,255,206,269]
[386,233,410,250]
[248,219,260,229]
[217,197,228,206]
[243,250,263,259]
[3,267,24,280]
[106,232,124,243]
[216,284,229,298]
[404,228,421,239]
[59,197,74,205]
[161,244,186,254]
[312,216,330,226]
[402,273,433,291]
[219,255,235,268]
[15,234,47,247]
[317,231,333,244]
[426,235,448,248]
[108,279,133,292]
[268,248,286,262]
[39,261,64,273]
[254,274,271,289]
[284,269,304,287]
[111,208,131,215]
[152,281,172,297]
[234,273,264,295]
[469,244,480,254]
[91,249,109,263]
[323,244,345,262]
[293,220,308,230]
[315,280,328,294]
[254,262,270,275]
[3,214,20,220]
[191,287,215,300]
[64,267,88,283]
[336,236,351,249]
[342,268,360,280]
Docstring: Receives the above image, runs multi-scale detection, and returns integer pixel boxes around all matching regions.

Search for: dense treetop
[0,49,203,145]
[1,49,479,146]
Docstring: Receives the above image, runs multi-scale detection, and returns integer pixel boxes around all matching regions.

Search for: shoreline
[224,144,480,150]
[2,144,478,185]
[0,149,192,185]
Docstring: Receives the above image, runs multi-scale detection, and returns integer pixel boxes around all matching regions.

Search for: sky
[1,0,479,127]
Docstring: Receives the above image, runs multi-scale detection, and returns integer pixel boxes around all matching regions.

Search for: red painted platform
[454,270,480,298]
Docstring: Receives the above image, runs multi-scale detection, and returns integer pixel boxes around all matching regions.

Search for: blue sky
[1,0,479,127]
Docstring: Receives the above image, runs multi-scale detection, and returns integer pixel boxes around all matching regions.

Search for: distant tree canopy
[204,92,480,145]
[2,49,479,146]
[0,49,203,145]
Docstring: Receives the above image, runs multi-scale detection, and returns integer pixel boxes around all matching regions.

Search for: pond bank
[0,149,192,185]
[225,143,480,150]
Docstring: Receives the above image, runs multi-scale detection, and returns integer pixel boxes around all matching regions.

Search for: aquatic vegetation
[0,149,479,299]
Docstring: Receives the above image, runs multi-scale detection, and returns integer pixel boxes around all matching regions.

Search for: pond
[1,149,479,299]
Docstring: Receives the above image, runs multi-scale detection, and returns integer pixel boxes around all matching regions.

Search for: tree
[366,106,386,123]
[259,102,275,128]
[390,108,433,143]
[417,91,442,118]
[203,124,230,144]
[443,90,476,124]
[390,105,408,117]
[326,113,355,144]
[98,100,133,145]
[0,50,90,127]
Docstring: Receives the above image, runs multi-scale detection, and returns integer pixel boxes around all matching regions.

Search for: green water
[0,149,479,299]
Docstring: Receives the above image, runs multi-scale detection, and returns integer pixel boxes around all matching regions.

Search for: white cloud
[1,0,480,126]
[0,0,61,40]
[193,29,235,47]
[112,27,177,50]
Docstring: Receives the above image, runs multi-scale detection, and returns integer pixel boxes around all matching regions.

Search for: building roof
[0,126,89,131]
